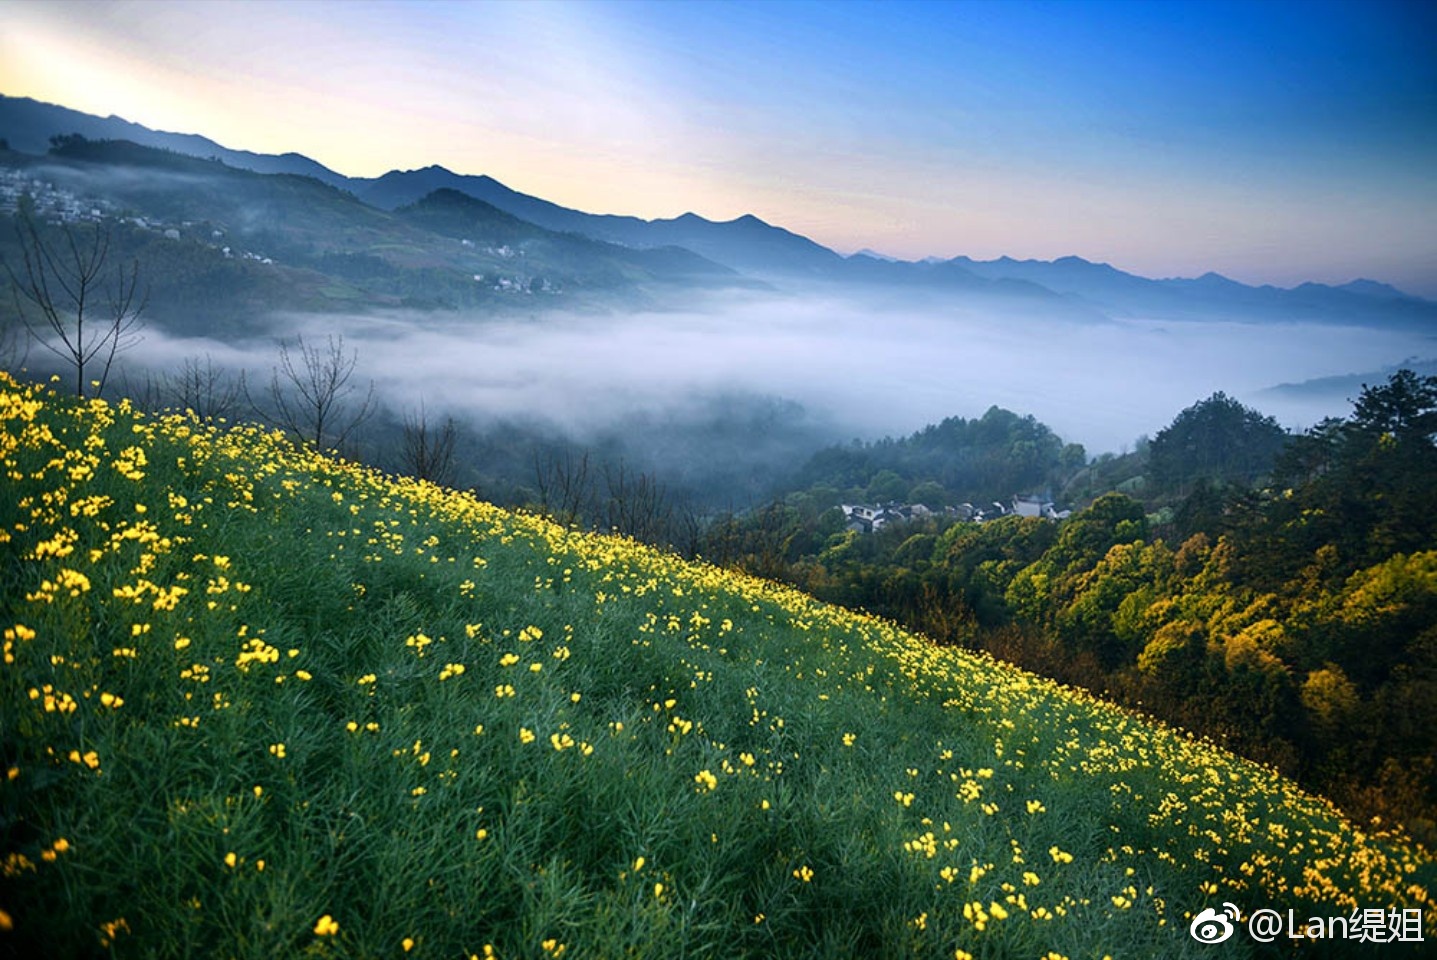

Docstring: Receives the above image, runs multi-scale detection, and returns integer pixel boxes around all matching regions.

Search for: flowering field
[1,372,1432,958]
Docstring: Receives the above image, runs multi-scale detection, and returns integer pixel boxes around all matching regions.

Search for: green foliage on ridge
[729,373,1437,847]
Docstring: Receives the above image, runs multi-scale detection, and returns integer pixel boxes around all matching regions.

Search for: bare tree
[737,500,801,581]
[259,334,375,451]
[603,459,674,545]
[168,354,244,421]
[533,448,595,528]
[671,501,704,559]
[400,401,458,486]
[0,297,26,371]
[122,355,243,420]
[115,367,166,413]
[5,216,145,397]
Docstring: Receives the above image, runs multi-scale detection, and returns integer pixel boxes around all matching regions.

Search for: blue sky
[3,0,1434,294]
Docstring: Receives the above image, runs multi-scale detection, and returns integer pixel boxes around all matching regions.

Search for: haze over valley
[2,95,1432,481]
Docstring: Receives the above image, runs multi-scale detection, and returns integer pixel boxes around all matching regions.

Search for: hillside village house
[1013,494,1071,520]
[842,494,1069,534]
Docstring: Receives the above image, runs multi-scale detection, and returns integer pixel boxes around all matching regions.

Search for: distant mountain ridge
[940,255,1437,325]
[1259,357,1437,401]
[394,188,735,281]
[0,133,745,333]
[2,93,1433,330]
[0,94,350,187]
[352,164,844,277]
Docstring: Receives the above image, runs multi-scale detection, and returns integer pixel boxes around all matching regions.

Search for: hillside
[394,189,735,286]
[706,380,1437,848]
[1,373,1432,958]
[0,93,352,188]
[0,137,742,335]
[355,167,845,278]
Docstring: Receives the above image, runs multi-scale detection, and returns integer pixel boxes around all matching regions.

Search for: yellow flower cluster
[234,637,280,671]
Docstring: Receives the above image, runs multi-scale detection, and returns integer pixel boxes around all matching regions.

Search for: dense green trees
[1147,391,1288,492]
[796,405,1072,506]
[719,372,1437,843]
[1235,370,1437,585]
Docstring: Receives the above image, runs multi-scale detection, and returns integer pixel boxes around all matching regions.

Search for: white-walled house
[1012,494,1051,518]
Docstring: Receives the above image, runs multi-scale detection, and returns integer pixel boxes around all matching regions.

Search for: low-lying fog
[134,290,1433,456]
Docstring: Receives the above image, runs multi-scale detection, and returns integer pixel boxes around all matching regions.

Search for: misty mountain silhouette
[353,165,843,277]
[1,93,1433,329]
[0,94,350,187]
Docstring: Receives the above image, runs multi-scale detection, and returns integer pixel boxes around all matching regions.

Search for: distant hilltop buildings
[1011,494,1070,520]
[0,169,279,265]
[0,169,107,223]
[841,495,1069,534]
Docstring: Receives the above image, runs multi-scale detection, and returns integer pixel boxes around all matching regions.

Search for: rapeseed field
[1,372,1431,957]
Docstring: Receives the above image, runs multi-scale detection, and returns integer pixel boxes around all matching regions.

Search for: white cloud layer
[126,291,1432,455]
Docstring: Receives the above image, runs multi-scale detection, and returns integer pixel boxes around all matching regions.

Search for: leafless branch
[166,354,243,421]
[261,334,375,450]
[533,448,594,528]
[5,215,145,397]
[400,400,458,485]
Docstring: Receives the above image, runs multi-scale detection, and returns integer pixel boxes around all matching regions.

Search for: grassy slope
[1,372,1432,959]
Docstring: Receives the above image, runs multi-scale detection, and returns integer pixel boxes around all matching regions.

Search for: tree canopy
[1147,391,1288,492]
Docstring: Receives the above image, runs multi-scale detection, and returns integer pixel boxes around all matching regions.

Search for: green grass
[1,372,1432,958]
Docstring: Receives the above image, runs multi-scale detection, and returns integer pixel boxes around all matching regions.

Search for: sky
[3,0,1436,295]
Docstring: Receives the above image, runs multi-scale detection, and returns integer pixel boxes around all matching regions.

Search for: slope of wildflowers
[1,372,1432,959]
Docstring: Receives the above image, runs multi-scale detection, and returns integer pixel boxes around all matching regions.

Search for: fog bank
[126,290,1433,456]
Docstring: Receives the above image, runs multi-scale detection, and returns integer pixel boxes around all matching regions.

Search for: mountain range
[2,93,1434,333]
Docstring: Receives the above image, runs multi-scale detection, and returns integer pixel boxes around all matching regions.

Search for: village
[840,493,1070,534]
[0,166,279,265]
[0,167,109,224]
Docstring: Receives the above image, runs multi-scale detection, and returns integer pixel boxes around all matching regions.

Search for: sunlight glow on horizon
[2,0,1434,296]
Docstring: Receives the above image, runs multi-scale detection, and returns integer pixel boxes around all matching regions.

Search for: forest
[704,376,1437,845]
